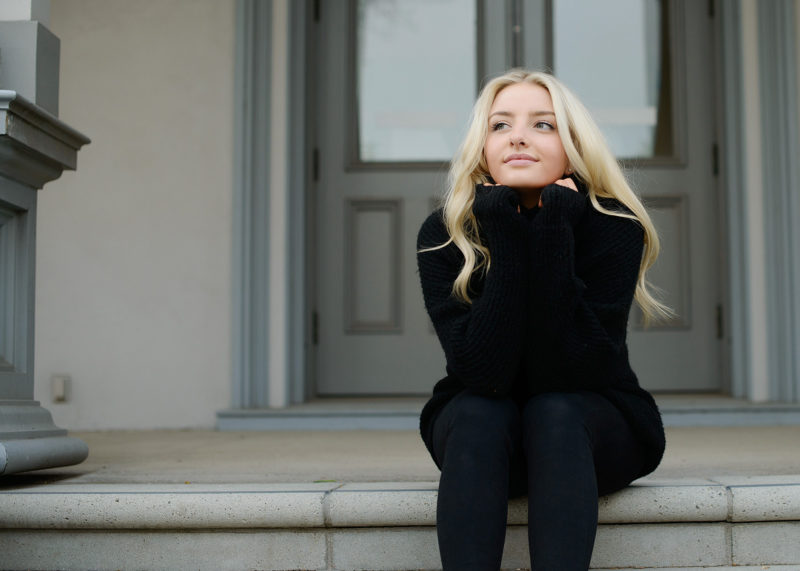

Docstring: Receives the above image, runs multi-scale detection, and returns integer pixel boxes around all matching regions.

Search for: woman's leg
[431,391,522,571]
[522,391,645,571]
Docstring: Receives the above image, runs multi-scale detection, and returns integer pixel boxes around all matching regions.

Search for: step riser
[3,522,799,571]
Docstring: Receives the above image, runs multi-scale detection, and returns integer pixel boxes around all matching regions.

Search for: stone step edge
[591,568,800,571]
[1,478,798,530]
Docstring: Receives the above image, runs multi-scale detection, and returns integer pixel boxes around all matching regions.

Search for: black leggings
[431,390,645,571]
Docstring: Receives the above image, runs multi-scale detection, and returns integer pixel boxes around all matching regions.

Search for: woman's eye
[491,122,510,131]
[534,121,555,131]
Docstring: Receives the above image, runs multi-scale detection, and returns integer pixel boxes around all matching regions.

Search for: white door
[312,0,721,395]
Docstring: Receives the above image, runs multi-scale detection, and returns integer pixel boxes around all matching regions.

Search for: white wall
[34,0,236,429]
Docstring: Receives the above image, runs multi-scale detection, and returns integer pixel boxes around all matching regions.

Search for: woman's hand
[538,176,578,207]
[474,183,522,214]
[483,182,522,214]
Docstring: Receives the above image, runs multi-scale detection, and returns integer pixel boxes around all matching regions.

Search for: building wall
[33,0,236,429]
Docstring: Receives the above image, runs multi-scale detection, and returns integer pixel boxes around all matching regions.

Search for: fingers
[555,177,578,191]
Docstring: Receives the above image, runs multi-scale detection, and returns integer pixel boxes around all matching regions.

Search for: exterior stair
[2,476,800,570]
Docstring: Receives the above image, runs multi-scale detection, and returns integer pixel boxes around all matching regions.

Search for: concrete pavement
[2,425,799,486]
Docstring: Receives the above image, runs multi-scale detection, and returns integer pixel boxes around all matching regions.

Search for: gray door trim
[230,0,309,409]
[232,0,272,408]
[757,0,800,402]
[718,0,750,400]
[288,0,310,404]
[230,0,800,407]
[719,0,800,403]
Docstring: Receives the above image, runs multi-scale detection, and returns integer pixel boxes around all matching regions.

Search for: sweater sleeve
[524,184,643,387]
[416,186,528,396]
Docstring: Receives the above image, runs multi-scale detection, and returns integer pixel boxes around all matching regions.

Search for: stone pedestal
[0,90,89,475]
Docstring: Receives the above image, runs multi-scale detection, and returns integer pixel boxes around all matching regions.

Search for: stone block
[732,521,800,565]
[729,484,800,522]
[0,483,332,528]
[325,480,731,529]
[598,483,728,523]
[331,527,441,570]
[327,482,438,527]
[0,529,327,571]
[329,526,531,570]
[590,523,730,568]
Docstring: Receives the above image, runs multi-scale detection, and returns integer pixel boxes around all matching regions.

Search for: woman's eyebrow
[488,110,556,119]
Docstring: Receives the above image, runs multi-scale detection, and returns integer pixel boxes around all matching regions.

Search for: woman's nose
[510,129,527,147]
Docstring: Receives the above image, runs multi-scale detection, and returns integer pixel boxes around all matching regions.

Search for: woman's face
[483,83,569,193]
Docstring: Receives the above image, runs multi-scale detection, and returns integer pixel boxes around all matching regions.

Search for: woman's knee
[523,392,588,427]
[450,393,519,431]
[522,392,592,447]
[436,392,520,456]
[433,393,522,466]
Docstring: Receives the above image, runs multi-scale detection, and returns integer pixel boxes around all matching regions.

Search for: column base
[0,400,88,476]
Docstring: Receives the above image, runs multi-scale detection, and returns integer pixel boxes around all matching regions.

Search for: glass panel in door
[553,0,674,160]
[356,0,477,163]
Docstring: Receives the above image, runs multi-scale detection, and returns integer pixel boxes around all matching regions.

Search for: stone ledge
[1,480,799,571]
[1,476,798,530]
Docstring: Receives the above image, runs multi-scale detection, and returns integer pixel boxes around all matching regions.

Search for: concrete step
[216,395,800,430]
[1,476,799,570]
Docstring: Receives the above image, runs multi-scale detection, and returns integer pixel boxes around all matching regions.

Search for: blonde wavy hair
[428,69,671,323]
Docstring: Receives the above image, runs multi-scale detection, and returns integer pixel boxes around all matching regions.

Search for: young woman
[416,69,669,570]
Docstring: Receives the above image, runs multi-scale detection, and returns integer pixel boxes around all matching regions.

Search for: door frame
[228,0,799,410]
[717,0,800,402]
[230,0,311,408]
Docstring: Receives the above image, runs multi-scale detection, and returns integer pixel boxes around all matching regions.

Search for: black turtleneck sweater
[416,182,665,478]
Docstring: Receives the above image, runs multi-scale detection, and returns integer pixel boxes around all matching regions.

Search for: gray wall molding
[757,0,800,402]
[0,90,89,188]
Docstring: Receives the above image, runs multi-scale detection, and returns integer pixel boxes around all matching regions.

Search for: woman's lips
[504,154,537,166]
